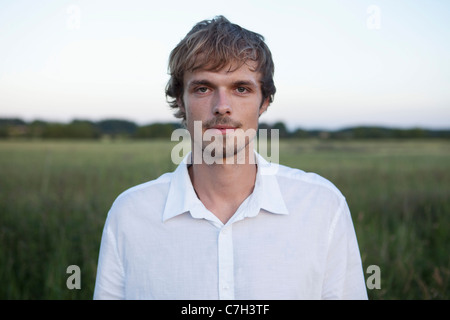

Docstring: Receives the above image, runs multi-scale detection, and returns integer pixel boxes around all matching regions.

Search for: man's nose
[212,89,232,116]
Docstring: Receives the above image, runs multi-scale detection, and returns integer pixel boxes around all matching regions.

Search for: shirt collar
[162,151,289,222]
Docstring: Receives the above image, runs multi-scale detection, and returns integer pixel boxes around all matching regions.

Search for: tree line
[0,118,449,140]
[0,118,181,139]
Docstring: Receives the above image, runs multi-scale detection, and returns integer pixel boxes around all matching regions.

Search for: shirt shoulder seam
[116,172,172,200]
[274,164,345,199]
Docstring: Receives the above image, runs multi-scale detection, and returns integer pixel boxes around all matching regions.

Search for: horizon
[2,116,449,133]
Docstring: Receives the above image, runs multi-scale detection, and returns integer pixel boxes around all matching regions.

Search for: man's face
[180,61,269,160]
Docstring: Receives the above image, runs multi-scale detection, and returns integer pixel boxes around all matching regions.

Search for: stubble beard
[190,119,257,165]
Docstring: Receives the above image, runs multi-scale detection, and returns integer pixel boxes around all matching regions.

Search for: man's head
[165,15,275,125]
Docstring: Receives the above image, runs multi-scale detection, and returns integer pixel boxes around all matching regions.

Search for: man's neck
[188,152,257,224]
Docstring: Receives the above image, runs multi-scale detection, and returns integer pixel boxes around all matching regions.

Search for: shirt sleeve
[321,198,368,300]
[93,213,126,300]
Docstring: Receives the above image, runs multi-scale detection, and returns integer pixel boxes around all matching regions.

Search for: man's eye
[236,87,248,93]
[196,87,209,93]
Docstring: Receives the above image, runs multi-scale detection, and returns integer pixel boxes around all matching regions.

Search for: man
[94,16,368,299]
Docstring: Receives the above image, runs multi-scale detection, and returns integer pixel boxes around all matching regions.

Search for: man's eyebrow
[187,80,214,88]
[187,79,258,88]
[232,80,258,87]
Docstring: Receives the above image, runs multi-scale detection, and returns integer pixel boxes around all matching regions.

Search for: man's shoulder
[275,162,345,199]
[103,171,175,233]
[111,171,173,209]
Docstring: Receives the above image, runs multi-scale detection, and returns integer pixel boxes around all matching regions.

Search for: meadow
[0,138,448,299]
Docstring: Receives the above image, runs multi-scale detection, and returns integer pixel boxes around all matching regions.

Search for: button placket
[218,225,234,299]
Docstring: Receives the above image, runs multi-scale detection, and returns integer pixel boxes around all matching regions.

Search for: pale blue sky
[0,0,449,130]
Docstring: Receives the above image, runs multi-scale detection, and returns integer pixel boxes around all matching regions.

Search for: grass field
[0,139,449,299]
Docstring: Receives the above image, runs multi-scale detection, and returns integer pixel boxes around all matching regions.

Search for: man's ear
[258,97,270,116]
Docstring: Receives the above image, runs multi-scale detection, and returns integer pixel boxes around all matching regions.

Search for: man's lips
[207,126,236,134]
[206,125,238,134]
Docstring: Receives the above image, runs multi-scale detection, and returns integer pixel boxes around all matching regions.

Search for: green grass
[0,139,449,299]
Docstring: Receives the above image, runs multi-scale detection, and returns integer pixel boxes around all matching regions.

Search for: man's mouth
[207,125,237,134]
[203,117,242,134]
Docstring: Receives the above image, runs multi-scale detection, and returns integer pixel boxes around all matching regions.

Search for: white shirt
[93,152,368,300]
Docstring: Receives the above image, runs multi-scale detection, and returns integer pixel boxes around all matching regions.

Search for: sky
[0,0,449,130]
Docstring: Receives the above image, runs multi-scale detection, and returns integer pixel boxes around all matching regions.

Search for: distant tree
[38,120,97,139]
[291,128,309,139]
[0,126,8,138]
[96,119,138,138]
[0,118,26,126]
[335,126,392,139]
[135,122,181,139]
[257,122,272,138]
[392,127,428,139]
[0,118,28,138]
[0,118,24,138]
[1,117,448,140]
[28,120,48,138]
[258,122,271,131]
[68,120,101,139]
[272,121,290,138]
[41,123,66,139]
